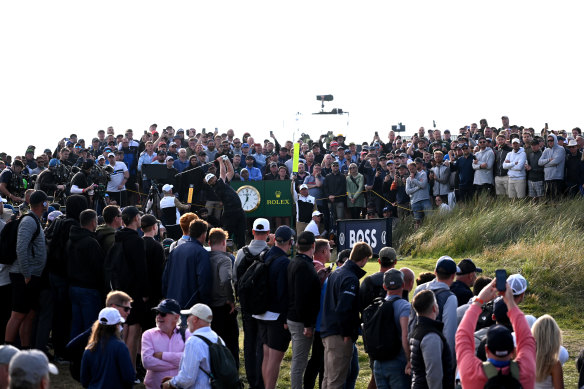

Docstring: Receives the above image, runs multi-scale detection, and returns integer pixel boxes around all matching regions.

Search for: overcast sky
[2,0,583,156]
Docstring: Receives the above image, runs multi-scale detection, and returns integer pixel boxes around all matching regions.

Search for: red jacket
[455,303,536,389]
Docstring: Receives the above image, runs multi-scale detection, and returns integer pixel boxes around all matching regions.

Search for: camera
[222,155,229,161]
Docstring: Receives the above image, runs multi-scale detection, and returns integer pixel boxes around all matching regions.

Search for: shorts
[125,296,148,327]
[528,180,544,198]
[257,318,291,352]
[411,199,432,221]
[9,273,42,314]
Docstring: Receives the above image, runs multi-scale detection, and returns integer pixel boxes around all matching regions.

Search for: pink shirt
[141,327,191,389]
[455,304,536,389]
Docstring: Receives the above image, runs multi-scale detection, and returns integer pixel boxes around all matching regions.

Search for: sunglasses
[114,304,131,313]
[156,311,168,317]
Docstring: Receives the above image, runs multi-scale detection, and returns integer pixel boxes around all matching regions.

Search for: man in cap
[409,256,459,357]
[456,279,536,389]
[34,159,66,198]
[286,231,320,389]
[0,160,26,203]
[450,259,483,307]
[304,210,323,238]
[244,155,262,181]
[233,218,274,389]
[162,303,221,389]
[159,184,189,227]
[69,160,97,200]
[323,160,347,222]
[371,269,412,389]
[106,151,129,207]
[293,183,316,236]
[503,138,527,199]
[471,136,495,196]
[141,299,186,389]
[360,247,398,311]
[4,191,48,350]
[0,345,19,389]
[9,349,58,389]
[253,226,294,389]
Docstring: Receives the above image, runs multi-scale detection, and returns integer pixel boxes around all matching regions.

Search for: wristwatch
[471,296,485,306]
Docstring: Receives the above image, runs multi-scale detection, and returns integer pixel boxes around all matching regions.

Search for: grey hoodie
[472,147,495,185]
[538,133,566,180]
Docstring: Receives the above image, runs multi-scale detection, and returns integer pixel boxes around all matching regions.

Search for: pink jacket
[455,304,536,389]
[141,327,191,389]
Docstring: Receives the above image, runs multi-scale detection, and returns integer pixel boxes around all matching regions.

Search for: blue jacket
[264,246,290,317]
[81,337,135,389]
[320,260,367,341]
[451,154,475,188]
[162,239,212,309]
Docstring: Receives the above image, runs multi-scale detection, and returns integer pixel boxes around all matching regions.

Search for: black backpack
[238,249,274,315]
[476,300,496,331]
[103,241,130,291]
[45,216,76,274]
[235,246,269,298]
[0,214,41,265]
[362,297,402,361]
[482,360,522,389]
[195,335,242,389]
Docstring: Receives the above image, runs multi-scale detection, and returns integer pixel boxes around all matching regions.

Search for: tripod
[145,179,162,217]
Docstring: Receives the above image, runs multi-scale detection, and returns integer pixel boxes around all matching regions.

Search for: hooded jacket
[67,225,105,291]
[538,133,566,180]
[472,147,495,185]
[502,146,527,180]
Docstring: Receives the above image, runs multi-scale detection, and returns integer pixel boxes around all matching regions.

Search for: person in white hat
[304,210,323,238]
[565,139,582,196]
[159,184,189,226]
[161,304,221,389]
[292,182,316,236]
[105,150,129,207]
[81,307,135,388]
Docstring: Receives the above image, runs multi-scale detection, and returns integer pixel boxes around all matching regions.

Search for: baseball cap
[379,247,397,263]
[97,155,105,161]
[140,214,159,229]
[275,225,294,243]
[9,350,58,384]
[507,274,528,295]
[456,259,482,275]
[48,158,60,167]
[180,303,213,323]
[297,231,315,246]
[330,141,339,147]
[435,255,461,275]
[0,195,7,204]
[383,268,404,290]
[108,152,115,158]
[398,164,408,170]
[43,148,52,154]
[493,297,511,326]
[242,143,249,148]
[331,161,339,166]
[204,173,216,183]
[152,298,181,315]
[98,307,125,325]
[312,210,323,217]
[486,324,514,357]
[121,206,141,220]
[165,156,174,162]
[299,184,308,190]
[47,210,63,222]
[162,184,173,192]
[0,345,19,365]
[511,138,520,144]
[252,218,270,232]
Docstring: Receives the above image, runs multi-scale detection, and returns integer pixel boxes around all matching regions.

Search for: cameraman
[0,159,26,203]
[34,159,67,197]
[70,160,97,200]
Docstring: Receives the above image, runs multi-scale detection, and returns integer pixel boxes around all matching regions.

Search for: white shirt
[107,161,128,192]
[170,326,222,389]
[305,219,320,237]
[160,195,180,224]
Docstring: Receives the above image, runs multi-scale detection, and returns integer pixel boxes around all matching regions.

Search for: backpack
[0,214,41,265]
[238,249,275,315]
[362,297,402,361]
[103,241,131,291]
[235,246,269,298]
[45,216,76,274]
[195,335,242,389]
[482,360,522,389]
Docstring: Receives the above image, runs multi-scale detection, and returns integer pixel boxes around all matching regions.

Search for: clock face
[237,185,261,212]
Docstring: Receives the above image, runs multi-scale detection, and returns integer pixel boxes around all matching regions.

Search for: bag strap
[195,335,214,378]
[21,214,41,258]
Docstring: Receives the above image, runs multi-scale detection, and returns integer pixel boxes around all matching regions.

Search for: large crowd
[0,117,583,389]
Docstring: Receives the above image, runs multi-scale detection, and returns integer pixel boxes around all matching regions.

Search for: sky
[1,1,583,157]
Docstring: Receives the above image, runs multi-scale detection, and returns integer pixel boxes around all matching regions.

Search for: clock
[237,185,261,212]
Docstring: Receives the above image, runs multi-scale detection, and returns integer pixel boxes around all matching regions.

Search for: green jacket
[346,173,365,208]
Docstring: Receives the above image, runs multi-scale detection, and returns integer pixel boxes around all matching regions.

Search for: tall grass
[396,195,584,325]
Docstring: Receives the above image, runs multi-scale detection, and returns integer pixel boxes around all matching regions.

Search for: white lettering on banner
[349,229,378,248]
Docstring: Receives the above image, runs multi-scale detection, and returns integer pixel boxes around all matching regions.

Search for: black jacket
[323,171,347,201]
[115,228,149,300]
[320,260,367,341]
[287,253,320,327]
[264,246,290,318]
[66,226,105,291]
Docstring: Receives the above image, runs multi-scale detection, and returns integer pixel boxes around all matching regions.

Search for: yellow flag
[293,143,300,173]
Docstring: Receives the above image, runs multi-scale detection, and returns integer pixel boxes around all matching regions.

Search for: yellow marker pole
[187,184,194,204]
[293,143,300,173]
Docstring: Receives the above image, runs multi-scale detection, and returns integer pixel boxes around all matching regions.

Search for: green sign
[230,180,294,218]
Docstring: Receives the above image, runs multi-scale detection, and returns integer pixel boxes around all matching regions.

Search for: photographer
[70,160,97,201]
[0,159,26,203]
[34,159,67,197]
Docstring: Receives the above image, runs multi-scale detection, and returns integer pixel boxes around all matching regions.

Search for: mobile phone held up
[495,269,507,292]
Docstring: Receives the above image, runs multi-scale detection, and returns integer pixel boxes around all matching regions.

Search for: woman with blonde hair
[81,307,135,388]
[532,314,564,389]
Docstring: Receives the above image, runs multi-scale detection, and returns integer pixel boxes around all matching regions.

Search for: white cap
[507,274,528,295]
[511,138,520,144]
[180,303,213,323]
[299,184,308,190]
[204,173,216,183]
[162,184,173,193]
[252,218,270,232]
[98,307,125,325]
[567,139,578,147]
[312,210,323,217]
[97,155,105,161]
[47,210,63,222]
[108,152,116,157]
[165,156,174,162]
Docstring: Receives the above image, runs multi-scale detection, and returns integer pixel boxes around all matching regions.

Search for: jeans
[411,199,432,221]
[287,320,314,389]
[242,313,264,389]
[373,355,411,389]
[69,286,102,340]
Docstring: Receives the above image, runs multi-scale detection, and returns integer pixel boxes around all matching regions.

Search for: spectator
[244,155,263,181]
[292,183,316,235]
[0,159,25,203]
[287,231,320,389]
[9,349,58,389]
[565,139,582,196]
[95,205,123,254]
[503,138,527,199]
[410,289,455,389]
[455,279,536,389]
[399,267,415,301]
[360,247,398,311]
[471,136,495,195]
[106,152,129,207]
[0,345,19,389]
[532,314,564,389]
[168,212,198,253]
[141,299,188,389]
[449,144,475,202]
[81,308,135,388]
[526,139,545,200]
[405,162,431,228]
[321,242,371,388]
[450,259,482,307]
[323,161,347,222]
[346,163,365,219]
[539,133,566,199]
[140,215,165,329]
[431,151,450,203]
[493,134,512,196]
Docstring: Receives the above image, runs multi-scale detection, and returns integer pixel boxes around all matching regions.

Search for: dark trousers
[211,304,240,369]
[223,212,247,249]
[242,313,264,389]
[49,273,71,357]
[545,179,565,199]
[0,284,12,343]
[458,186,474,203]
[304,331,324,389]
[473,184,493,197]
